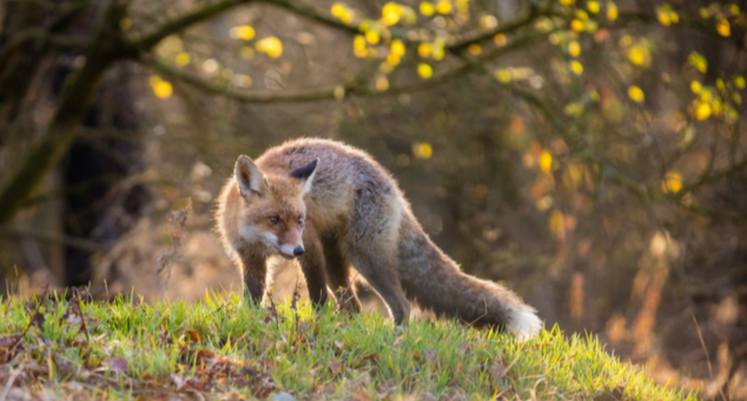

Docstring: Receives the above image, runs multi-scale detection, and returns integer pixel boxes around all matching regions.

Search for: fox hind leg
[345,243,410,325]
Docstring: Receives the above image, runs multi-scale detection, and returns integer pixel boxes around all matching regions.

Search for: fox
[216,138,542,338]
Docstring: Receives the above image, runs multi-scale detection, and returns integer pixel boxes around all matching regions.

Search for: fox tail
[398,215,542,339]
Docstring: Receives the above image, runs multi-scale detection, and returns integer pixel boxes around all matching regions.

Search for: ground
[0,291,693,401]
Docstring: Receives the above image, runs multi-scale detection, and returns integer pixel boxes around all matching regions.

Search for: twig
[446,0,549,53]
[692,314,727,401]
[157,199,193,298]
[0,365,24,401]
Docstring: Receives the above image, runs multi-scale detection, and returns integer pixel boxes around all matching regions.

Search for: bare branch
[615,11,746,49]
[129,0,253,51]
[0,1,127,225]
[129,0,359,52]
[260,0,359,35]
[678,158,747,197]
[144,32,545,103]
[145,56,360,102]
[447,2,548,53]
[0,226,111,253]
[0,28,45,71]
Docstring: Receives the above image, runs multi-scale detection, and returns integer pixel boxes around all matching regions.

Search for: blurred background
[1,0,746,398]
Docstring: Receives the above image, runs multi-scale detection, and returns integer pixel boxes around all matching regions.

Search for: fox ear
[234,155,267,197]
[289,158,319,194]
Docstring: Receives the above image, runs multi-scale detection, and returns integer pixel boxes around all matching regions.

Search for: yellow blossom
[413,142,433,159]
[233,25,255,40]
[734,76,745,89]
[150,77,173,99]
[175,52,190,67]
[570,60,583,75]
[549,210,565,238]
[420,2,435,16]
[587,1,600,13]
[494,34,507,46]
[418,63,433,78]
[662,171,682,193]
[432,40,445,60]
[418,43,431,57]
[607,2,618,20]
[495,69,511,83]
[539,151,552,173]
[628,46,646,66]
[717,19,731,37]
[568,40,580,57]
[382,2,403,26]
[712,100,723,116]
[467,44,482,55]
[690,81,701,94]
[391,40,405,57]
[716,78,725,91]
[699,89,712,103]
[657,10,671,26]
[365,31,380,44]
[688,51,707,73]
[695,102,711,120]
[353,35,367,58]
[256,37,283,58]
[331,3,354,24]
[628,85,644,103]
[436,0,451,14]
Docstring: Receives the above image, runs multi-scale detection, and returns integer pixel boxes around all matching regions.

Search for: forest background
[0,0,746,398]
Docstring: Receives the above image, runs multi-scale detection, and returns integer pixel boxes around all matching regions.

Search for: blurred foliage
[1,0,747,398]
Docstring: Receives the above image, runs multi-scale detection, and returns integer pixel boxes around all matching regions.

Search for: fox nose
[293,246,305,256]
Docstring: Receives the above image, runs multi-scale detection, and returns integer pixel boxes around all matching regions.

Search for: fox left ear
[289,159,319,194]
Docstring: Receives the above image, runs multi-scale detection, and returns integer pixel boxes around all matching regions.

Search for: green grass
[0,292,694,400]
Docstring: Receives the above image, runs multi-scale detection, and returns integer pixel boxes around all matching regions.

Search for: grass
[0,290,695,400]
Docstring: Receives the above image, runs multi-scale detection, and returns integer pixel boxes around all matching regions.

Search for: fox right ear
[234,155,267,197]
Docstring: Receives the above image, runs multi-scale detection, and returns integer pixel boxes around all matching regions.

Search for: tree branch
[143,33,545,102]
[129,0,359,52]
[0,226,111,253]
[259,0,359,35]
[0,1,128,225]
[447,2,548,53]
[129,0,253,51]
[145,56,360,102]
[614,11,746,49]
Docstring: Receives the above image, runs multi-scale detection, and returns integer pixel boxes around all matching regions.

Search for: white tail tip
[508,306,543,340]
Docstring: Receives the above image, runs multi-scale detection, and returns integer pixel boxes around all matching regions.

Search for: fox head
[233,155,318,259]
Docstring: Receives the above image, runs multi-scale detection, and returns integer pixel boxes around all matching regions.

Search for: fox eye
[269,216,280,225]
[297,217,304,225]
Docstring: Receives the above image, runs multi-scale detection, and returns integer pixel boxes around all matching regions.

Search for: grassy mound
[0,292,693,400]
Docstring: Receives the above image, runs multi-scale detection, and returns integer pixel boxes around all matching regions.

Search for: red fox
[216,138,542,338]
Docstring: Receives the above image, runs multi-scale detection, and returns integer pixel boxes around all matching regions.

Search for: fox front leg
[237,251,269,305]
